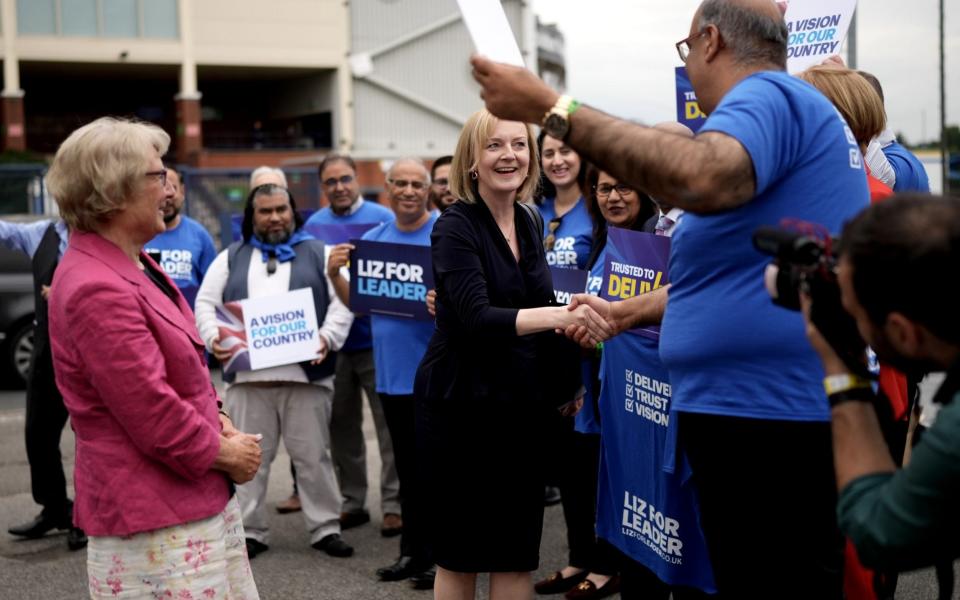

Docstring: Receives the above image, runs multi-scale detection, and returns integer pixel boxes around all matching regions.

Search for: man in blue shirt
[0,218,86,550]
[471,0,868,596]
[144,168,217,308]
[328,158,438,588]
[304,154,401,535]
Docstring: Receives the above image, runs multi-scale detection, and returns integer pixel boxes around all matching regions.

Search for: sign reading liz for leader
[217,288,321,373]
[602,227,670,340]
[349,240,434,320]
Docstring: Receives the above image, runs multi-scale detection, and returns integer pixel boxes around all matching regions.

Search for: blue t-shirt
[575,243,608,434]
[883,142,930,193]
[659,71,869,422]
[305,201,396,352]
[539,197,593,269]
[362,213,438,395]
[145,216,217,307]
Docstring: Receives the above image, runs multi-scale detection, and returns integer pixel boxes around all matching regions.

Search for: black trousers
[380,393,430,564]
[618,548,715,599]
[549,413,616,575]
[680,412,843,599]
[25,345,71,518]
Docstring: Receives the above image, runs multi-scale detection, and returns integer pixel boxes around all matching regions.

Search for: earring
[470,171,478,180]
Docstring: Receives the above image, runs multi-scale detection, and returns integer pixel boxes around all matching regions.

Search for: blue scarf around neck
[250,229,313,263]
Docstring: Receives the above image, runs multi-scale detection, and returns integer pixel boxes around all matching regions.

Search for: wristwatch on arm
[541,95,582,141]
[824,373,874,408]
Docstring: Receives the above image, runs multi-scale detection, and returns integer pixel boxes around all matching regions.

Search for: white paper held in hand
[456,0,525,67]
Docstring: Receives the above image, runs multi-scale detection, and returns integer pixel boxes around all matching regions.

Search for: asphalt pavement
[0,378,955,599]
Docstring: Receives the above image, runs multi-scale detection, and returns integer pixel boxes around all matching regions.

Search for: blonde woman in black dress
[414,109,612,600]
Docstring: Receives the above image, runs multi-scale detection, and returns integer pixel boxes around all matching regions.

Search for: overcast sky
[533,1,958,145]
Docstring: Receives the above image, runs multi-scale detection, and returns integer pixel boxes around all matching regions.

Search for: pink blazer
[49,231,230,537]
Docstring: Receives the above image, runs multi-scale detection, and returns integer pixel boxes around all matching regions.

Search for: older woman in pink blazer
[46,117,262,599]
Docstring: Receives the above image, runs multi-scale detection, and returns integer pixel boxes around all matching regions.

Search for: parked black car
[0,246,33,388]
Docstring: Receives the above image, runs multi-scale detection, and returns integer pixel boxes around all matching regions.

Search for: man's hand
[470,55,560,124]
[426,289,437,317]
[561,295,620,348]
[211,339,233,362]
[555,302,613,348]
[327,243,354,279]
[41,285,51,300]
[558,393,585,418]
[800,293,849,376]
[310,336,329,365]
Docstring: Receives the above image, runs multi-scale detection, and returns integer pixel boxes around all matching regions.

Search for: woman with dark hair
[537,131,593,269]
[537,167,656,600]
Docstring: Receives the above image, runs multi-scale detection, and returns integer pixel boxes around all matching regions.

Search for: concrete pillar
[175,0,201,163]
[1,0,26,151]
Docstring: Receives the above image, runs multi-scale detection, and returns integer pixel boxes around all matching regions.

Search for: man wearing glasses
[303,155,402,537]
[470,0,869,597]
[428,155,455,213]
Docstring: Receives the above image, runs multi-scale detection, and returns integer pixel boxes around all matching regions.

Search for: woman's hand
[558,298,615,348]
[426,289,437,317]
[215,432,263,484]
[219,412,240,438]
[326,243,354,279]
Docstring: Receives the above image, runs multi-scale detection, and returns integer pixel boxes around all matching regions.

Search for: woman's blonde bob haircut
[46,117,170,232]
[797,65,886,150]
[449,109,540,204]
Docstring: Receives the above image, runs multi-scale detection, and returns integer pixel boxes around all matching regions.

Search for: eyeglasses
[145,170,168,186]
[544,217,562,252]
[323,174,355,188]
[433,178,449,187]
[595,183,635,199]
[676,29,708,63]
[389,179,427,191]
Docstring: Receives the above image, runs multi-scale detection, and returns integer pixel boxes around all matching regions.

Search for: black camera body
[753,223,871,378]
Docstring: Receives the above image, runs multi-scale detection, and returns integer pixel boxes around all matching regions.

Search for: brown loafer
[276,493,302,514]
[381,512,403,537]
[534,570,587,595]
[564,575,620,600]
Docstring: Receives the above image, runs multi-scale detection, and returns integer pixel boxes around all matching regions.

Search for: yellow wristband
[823,373,871,396]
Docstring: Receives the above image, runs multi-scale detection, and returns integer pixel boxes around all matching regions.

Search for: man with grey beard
[194,183,356,559]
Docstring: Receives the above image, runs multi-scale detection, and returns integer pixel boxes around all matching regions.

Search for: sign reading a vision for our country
[349,240,434,320]
[216,288,320,374]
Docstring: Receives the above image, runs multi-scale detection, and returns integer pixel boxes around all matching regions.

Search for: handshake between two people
[558,286,669,348]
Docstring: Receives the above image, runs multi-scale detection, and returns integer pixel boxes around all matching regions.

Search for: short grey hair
[698,0,788,69]
[387,157,431,184]
[249,166,288,188]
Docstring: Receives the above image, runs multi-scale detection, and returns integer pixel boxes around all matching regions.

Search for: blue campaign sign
[303,222,378,245]
[675,67,706,133]
[601,227,670,340]
[597,332,716,593]
[349,240,434,320]
[550,267,589,305]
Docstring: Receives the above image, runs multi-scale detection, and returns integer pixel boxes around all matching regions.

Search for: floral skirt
[86,496,259,599]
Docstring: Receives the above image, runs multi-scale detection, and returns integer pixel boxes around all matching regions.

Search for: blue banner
[349,240,434,320]
[675,67,706,133]
[601,227,670,340]
[303,222,378,245]
[550,267,589,305]
[597,332,716,593]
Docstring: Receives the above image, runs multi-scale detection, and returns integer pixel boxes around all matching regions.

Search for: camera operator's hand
[800,292,850,376]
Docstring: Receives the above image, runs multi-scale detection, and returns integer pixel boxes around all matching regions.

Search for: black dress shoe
[67,527,88,551]
[377,556,427,581]
[544,486,562,507]
[245,538,269,559]
[534,570,588,594]
[312,533,354,558]
[8,512,70,539]
[339,510,370,530]
[409,566,436,590]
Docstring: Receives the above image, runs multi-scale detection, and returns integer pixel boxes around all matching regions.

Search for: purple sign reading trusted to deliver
[349,239,435,321]
[601,227,671,340]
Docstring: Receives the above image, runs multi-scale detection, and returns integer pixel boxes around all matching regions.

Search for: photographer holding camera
[801,194,960,573]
